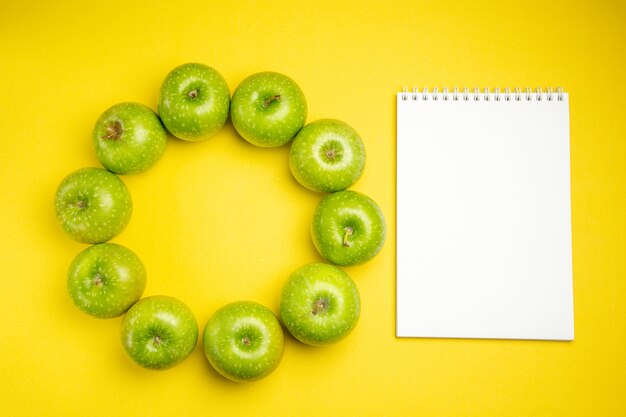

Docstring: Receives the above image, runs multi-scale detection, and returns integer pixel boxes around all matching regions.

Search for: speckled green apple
[230,71,307,147]
[312,190,386,266]
[157,63,230,141]
[289,119,365,192]
[54,167,132,244]
[279,263,360,346]
[121,295,198,370]
[202,301,284,382]
[92,102,167,174]
[67,243,146,318]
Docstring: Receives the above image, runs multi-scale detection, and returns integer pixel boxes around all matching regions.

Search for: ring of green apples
[54,63,386,382]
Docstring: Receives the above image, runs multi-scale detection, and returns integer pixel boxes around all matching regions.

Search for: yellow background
[1,1,624,416]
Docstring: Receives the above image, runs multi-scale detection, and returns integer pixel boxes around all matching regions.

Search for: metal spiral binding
[401,87,565,101]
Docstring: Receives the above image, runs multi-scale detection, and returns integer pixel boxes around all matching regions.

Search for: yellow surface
[1,1,624,416]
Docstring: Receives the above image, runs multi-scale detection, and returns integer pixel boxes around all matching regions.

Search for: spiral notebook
[396,87,574,340]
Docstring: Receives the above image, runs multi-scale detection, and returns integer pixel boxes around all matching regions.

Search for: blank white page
[396,89,573,340]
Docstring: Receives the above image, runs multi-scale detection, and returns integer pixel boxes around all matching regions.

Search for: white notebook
[396,87,574,340]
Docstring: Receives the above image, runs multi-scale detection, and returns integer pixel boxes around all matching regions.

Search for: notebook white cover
[396,88,574,340]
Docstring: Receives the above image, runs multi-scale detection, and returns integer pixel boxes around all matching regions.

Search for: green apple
[121,295,198,370]
[279,263,360,346]
[289,119,365,192]
[157,63,230,141]
[54,167,132,244]
[202,301,284,382]
[92,102,167,174]
[230,71,307,147]
[311,190,386,266]
[67,243,146,318]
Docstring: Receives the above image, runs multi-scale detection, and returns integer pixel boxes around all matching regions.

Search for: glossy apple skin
[279,263,360,346]
[230,71,307,147]
[92,102,167,174]
[67,243,146,318]
[157,63,230,141]
[202,301,284,382]
[289,119,365,193]
[121,295,198,370]
[54,167,132,244]
[311,190,386,266]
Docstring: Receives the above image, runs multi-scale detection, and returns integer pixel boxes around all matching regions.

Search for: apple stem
[263,95,281,108]
[188,89,198,99]
[103,120,123,140]
[312,299,326,315]
[343,227,354,247]
[93,274,103,287]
